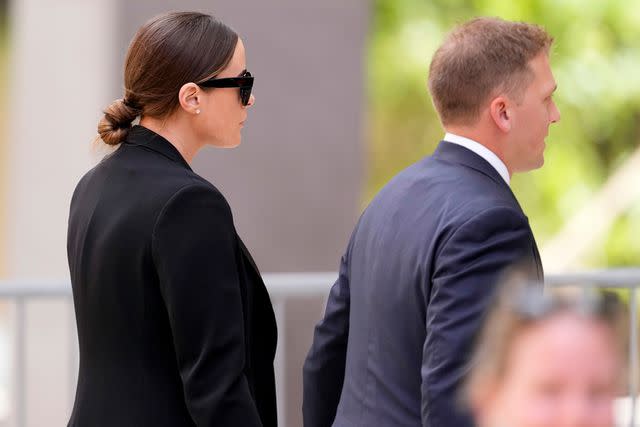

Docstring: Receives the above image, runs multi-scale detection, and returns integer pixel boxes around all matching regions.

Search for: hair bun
[97,99,140,146]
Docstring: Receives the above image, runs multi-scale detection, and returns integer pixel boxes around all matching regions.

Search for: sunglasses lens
[241,71,252,105]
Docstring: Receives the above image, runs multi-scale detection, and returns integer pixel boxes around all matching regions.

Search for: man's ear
[178,83,202,115]
[489,96,511,133]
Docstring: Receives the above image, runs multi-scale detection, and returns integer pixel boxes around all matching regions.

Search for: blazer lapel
[124,125,193,171]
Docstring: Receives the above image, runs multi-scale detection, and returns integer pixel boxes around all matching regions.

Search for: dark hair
[428,17,554,126]
[97,11,239,145]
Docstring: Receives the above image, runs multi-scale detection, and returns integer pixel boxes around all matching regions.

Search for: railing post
[15,297,26,427]
[69,301,78,409]
[273,298,287,427]
[630,286,638,427]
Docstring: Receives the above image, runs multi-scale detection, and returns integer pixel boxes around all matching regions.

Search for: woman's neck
[139,115,201,163]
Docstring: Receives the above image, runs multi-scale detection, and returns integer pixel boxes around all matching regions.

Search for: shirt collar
[443,132,510,185]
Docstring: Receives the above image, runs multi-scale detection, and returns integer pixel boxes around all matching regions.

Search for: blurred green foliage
[367,0,640,268]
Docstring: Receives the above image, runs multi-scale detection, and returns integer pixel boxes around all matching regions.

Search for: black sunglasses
[198,70,254,106]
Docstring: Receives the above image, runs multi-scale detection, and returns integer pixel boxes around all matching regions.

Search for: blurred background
[0,0,639,426]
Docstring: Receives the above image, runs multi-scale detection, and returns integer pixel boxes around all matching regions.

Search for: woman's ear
[178,83,201,115]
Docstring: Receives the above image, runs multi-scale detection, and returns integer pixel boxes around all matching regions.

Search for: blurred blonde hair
[464,272,629,407]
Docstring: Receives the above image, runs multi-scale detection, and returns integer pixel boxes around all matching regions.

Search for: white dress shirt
[443,132,510,185]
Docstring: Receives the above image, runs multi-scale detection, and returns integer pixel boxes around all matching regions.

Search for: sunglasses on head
[509,285,623,323]
[198,70,254,106]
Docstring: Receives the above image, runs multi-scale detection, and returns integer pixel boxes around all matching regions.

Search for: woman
[66,11,277,427]
[466,284,627,427]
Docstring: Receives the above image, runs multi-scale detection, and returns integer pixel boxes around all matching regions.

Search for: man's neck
[443,131,512,184]
[444,126,512,177]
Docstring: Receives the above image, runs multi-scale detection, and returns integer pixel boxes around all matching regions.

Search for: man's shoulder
[358,154,525,241]
[373,153,513,205]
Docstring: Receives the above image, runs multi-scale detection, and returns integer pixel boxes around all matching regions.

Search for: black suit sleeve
[152,184,262,427]
[302,237,353,427]
[422,206,537,427]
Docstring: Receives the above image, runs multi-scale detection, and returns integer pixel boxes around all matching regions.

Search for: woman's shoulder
[151,180,237,244]
[159,176,232,219]
[170,172,230,209]
[183,172,224,195]
[115,142,229,205]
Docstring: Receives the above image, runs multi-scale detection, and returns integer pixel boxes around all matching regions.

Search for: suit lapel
[532,240,544,281]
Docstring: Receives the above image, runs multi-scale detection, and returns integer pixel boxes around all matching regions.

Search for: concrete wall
[6,0,116,425]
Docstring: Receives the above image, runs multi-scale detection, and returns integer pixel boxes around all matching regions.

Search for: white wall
[6,0,115,425]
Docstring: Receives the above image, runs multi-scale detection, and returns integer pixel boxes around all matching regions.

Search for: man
[303,17,559,427]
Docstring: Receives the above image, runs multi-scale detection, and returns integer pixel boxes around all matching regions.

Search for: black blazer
[303,141,542,427]
[67,125,277,427]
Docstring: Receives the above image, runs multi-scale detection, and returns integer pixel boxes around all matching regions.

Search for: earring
[196,109,201,115]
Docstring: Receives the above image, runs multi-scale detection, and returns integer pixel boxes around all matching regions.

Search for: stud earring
[196,109,201,115]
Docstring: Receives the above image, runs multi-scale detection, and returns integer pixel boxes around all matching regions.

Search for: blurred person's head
[428,17,560,175]
[466,284,627,427]
[97,11,254,158]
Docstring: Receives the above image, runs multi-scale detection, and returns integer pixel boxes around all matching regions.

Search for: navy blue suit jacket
[303,141,543,427]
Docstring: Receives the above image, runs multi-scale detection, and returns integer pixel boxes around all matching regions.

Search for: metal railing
[0,274,339,427]
[0,270,638,427]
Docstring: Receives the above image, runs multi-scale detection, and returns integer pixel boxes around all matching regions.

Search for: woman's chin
[209,136,241,149]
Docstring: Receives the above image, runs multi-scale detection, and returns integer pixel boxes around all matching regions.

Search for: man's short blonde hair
[428,17,554,126]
